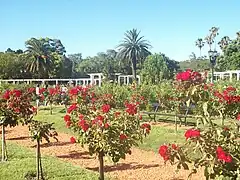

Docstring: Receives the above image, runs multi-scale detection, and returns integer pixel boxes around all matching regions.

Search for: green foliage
[141,53,168,83]
[0,52,30,79]
[166,124,240,179]
[141,53,179,83]
[28,120,58,142]
[217,33,240,71]
[117,28,151,79]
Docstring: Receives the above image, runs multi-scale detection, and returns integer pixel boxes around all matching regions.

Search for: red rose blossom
[104,123,110,129]
[67,104,77,114]
[158,145,170,161]
[64,114,71,122]
[120,134,127,141]
[70,137,76,143]
[237,114,240,121]
[216,146,232,163]
[102,104,111,113]
[184,129,200,139]
[125,103,137,115]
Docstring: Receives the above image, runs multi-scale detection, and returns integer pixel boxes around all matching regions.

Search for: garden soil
[4,125,204,180]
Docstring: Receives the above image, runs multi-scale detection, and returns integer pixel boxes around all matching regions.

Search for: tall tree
[68,53,82,78]
[141,53,168,83]
[217,31,240,71]
[25,38,66,78]
[195,38,205,57]
[205,27,219,50]
[25,38,53,78]
[218,36,231,50]
[117,29,151,79]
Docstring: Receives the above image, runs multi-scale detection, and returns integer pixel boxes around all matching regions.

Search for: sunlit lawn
[0,142,100,180]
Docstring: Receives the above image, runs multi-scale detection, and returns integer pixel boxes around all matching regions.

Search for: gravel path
[4,126,204,180]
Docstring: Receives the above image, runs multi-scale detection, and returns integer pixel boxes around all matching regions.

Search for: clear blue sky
[0,0,239,61]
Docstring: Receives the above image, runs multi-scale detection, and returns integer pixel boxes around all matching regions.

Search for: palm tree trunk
[131,57,137,80]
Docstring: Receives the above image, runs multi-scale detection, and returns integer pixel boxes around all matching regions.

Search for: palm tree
[25,38,53,78]
[218,36,231,50]
[205,27,220,50]
[195,38,205,57]
[117,29,151,80]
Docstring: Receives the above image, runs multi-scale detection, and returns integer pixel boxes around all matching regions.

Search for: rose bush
[63,86,150,180]
[0,89,35,161]
[159,121,240,179]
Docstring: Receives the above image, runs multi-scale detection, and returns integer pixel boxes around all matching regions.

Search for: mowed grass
[0,142,100,180]
[36,105,187,152]
[138,126,185,152]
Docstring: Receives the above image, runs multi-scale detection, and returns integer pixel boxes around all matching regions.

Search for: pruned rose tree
[28,120,58,180]
[64,86,150,180]
[0,89,36,161]
[158,69,240,180]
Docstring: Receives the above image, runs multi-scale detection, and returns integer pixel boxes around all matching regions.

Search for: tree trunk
[131,56,137,81]
[39,142,44,180]
[98,152,104,180]
[50,103,53,115]
[36,140,40,180]
[1,125,7,161]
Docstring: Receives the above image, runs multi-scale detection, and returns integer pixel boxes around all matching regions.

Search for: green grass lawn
[36,105,187,153]
[0,142,100,180]
[138,126,185,152]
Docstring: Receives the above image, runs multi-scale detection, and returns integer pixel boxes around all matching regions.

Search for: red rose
[237,114,240,121]
[64,114,71,122]
[120,134,127,141]
[125,103,137,115]
[48,88,56,95]
[39,88,45,94]
[12,89,22,97]
[181,71,191,81]
[158,145,169,161]
[102,104,111,113]
[216,146,232,163]
[67,104,77,114]
[70,137,76,143]
[66,121,71,128]
[69,87,78,96]
[78,120,89,132]
[104,123,110,129]
[79,114,84,120]
[3,90,10,100]
[171,144,178,150]
[184,129,200,139]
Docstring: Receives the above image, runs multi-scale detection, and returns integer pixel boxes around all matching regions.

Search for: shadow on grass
[7,136,29,140]
[57,151,92,160]
[87,162,160,172]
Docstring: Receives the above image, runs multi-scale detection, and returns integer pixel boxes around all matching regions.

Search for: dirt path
[4,126,204,180]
